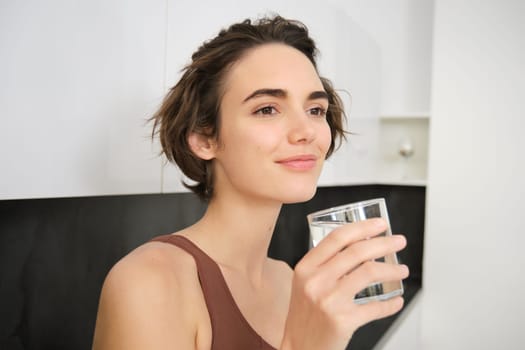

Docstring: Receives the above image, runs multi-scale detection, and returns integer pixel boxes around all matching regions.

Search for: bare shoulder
[92,238,210,350]
[103,238,202,301]
[120,238,202,282]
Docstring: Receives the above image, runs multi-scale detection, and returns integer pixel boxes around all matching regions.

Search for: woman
[92,15,408,350]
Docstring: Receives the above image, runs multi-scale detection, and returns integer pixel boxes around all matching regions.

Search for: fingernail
[394,235,406,246]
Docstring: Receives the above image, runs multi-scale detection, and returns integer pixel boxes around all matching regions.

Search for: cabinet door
[0,0,166,199]
[332,0,433,117]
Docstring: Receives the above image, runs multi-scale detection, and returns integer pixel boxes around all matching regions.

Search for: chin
[280,184,318,204]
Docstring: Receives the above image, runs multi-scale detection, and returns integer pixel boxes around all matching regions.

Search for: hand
[280,218,409,350]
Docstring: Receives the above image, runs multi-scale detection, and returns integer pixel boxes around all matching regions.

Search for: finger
[301,218,388,270]
[316,235,407,283]
[350,296,405,329]
[338,261,409,298]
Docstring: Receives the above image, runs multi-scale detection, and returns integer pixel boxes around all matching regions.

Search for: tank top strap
[150,234,277,350]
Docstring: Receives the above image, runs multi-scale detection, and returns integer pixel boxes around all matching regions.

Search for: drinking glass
[307,198,404,304]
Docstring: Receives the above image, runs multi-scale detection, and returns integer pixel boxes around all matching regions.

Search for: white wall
[422,1,525,349]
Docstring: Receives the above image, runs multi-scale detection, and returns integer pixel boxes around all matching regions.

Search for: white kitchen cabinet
[332,0,434,118]
[0,0,166,199]
[323,0,434,185]
[0,1,432,198]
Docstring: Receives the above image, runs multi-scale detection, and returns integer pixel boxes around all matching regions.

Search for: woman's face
[212,43,332,204]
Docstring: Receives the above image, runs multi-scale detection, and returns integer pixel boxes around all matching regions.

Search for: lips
[276,154,318,170]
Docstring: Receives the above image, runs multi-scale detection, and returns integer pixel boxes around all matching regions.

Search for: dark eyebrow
[308,90,329,101]
[242,88,286,103]
[242,88,329,103]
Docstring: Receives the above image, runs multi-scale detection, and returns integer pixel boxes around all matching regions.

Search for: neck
[184,192,283,283]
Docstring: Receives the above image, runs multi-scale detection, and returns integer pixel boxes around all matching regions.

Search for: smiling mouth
[276,155,318,170]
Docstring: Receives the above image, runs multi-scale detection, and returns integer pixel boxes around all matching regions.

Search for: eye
[307,106,327,117]
[254,105,279,116]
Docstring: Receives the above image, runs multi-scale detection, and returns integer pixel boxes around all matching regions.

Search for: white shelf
[319,178,427,187]
[380,113,430,120]
[375,179,427,186]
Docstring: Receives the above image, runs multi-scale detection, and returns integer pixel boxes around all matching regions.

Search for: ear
[187,132,217,160]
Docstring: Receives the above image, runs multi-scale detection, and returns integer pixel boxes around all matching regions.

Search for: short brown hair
[151,15,347,201]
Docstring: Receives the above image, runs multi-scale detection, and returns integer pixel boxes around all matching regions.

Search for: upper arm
[92,244,200,350]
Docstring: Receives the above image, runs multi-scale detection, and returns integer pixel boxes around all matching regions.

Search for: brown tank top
[151,234,277,350]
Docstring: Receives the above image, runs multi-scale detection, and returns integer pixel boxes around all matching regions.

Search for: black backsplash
[0,185,425,350]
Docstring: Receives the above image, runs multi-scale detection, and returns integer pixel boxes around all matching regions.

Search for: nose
[287,110,316,144]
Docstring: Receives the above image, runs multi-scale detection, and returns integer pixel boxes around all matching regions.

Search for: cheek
[319,123,333,155]
[219,123,281,162]
[244,125,283,152]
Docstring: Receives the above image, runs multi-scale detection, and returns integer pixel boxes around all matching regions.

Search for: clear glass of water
[307,198,404,304]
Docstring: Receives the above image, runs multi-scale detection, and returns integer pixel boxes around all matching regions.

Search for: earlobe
[188,132,216,160]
